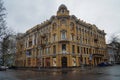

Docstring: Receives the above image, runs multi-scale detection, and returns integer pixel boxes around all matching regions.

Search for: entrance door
[61,57,67,68]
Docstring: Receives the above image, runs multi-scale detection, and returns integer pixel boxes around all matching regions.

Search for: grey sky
[4,0,120,43]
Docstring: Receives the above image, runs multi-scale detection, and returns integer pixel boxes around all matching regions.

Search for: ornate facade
[15,4,107,68]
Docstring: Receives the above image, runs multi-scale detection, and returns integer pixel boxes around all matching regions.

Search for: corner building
[15,4,107,68]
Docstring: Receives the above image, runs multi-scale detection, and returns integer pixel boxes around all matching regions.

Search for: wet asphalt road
[0,65,120,80]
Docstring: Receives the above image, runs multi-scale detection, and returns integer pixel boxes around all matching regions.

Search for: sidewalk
[31,66,93,72]
[12,66,95,72]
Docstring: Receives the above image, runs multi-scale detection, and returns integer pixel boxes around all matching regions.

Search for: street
[0,65,120,80]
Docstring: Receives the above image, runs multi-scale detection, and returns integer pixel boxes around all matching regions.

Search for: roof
[58,4,67,10]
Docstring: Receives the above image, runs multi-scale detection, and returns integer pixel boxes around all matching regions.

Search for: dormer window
[58,4,67,13]
[61,9,64,13]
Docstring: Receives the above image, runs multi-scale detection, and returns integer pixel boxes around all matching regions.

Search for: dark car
[97,62,109,67]
[9,66,17,69]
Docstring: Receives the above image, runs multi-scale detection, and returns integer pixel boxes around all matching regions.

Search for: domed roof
[57,4,69,16]
[58,4,67,10]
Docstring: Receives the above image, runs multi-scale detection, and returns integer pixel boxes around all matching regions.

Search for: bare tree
[0,0,6,39]
[0,0,11,66]
[0,27,16,65]
[1,35,10,65]
[0,0,6,66]
[110,34,120,63]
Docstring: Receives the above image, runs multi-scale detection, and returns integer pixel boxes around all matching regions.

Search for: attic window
[61,9,64,13]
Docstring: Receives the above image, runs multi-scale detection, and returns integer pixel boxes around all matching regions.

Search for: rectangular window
[61,31,66,40]
[53,45,56,54]
[71,34,74,41]
[32,35,35,45]
[29,41,32,47]
[72,45,75,54]
[46,48,48,54]
[26,49,32,56]
[77,46,80,53]
[53,34,56,41]
[84,48,86,54]
[40,49,42,56]
[87,48,89,54]
[62,44,66,51]
[48,47,50,54]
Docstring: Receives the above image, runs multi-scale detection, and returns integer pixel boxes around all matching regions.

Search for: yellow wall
[15,4,107,68]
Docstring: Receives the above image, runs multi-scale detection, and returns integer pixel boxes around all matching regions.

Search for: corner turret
[57,4,69,16]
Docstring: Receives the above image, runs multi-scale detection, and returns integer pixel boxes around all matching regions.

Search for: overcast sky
[4,0,120,43]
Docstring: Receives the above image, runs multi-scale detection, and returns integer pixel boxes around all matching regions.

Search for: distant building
[107,42,120,64]
[107,44,116,64]
[15,4,107,68]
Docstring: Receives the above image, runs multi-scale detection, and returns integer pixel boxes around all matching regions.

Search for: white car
[0,66,7,71]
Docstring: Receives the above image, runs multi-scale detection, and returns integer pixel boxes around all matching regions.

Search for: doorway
[61,57,67,68]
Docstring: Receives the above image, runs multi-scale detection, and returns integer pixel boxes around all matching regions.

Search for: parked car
[0,66,7,71]
[97,62,109,67]
[115,61,120,65]
[9,66,17,69]
[108,62,114,66]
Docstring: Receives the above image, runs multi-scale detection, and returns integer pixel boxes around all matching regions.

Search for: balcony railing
[58,38,69,42]
[93,53,104,57]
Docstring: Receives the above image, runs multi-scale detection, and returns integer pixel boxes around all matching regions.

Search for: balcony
[93,53,104,57]
[58,38,69,43]
[71,53,77,56]
[39,43,46,48]
[41,34,46,38]
[94,38,98,43]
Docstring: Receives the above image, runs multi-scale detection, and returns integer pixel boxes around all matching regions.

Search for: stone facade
[15,4,107,68]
